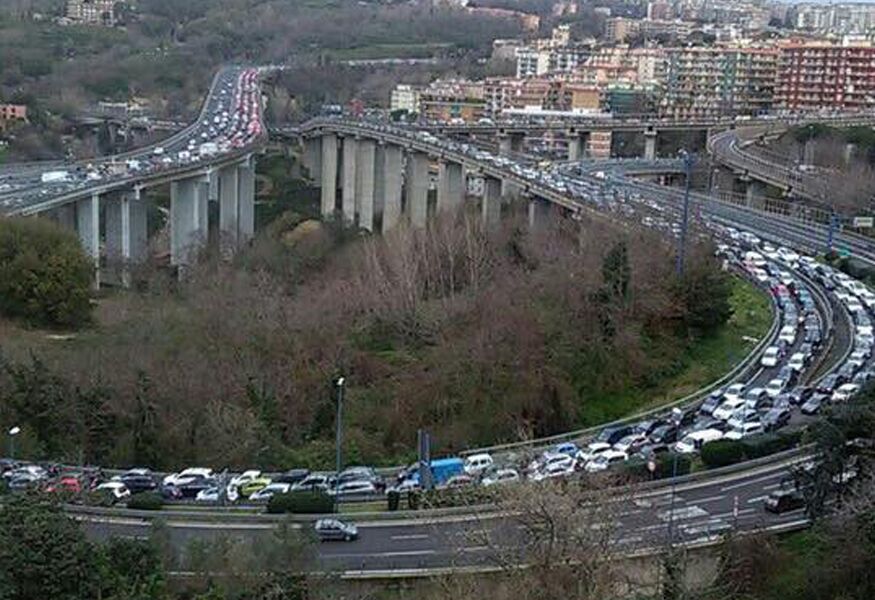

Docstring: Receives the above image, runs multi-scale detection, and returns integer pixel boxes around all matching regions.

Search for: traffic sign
[853,216,874,229]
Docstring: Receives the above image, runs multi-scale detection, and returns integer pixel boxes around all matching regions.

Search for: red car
[45,475,82,494]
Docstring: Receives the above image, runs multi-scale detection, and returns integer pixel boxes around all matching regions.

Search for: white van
[674,429,724,454]
[463,453,494,475]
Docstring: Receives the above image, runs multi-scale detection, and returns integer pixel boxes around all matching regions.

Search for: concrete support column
[238,158,255,243]
[381,145,403,233]
[498,134,512,156]
[341,137,358,224]
[481,176,502,226]
[527,196,551,229]
[106,189,147,286]
[304,137,323,184]
[644,130,658,161]
[76,193,100,288]
[207,169,219,202]
[510,133,524,154]
[844,143,856,166]
[170,177,208,266]
[437,160,464,213]
[567,135,582,162]
[320,134,338,217]
[744,177,765,209]
[407,151,429,228]
[356,139,376,231]
[219,165,240,254]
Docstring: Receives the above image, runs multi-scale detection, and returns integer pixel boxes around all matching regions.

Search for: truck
[404,457,464,488]
[40,170,71,184]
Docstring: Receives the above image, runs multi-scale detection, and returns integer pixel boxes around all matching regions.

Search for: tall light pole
[8,426,20,460]
[334,376,345,512]
[676,150,694,277]
[666,407,683,548]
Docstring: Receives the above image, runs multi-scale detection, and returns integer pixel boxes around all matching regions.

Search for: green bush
[701,440,747,468]
[653,453,692,479]
[266,491,333,514]
[420,486,502,509]
[126,492,164,511]
[741,431,801,459]
[0,217,93,328]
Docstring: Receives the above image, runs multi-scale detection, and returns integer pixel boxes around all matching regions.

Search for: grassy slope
[578,278,771,426]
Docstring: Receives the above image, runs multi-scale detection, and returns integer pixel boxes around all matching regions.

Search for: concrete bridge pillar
[437,160,465,213]
[528,196,551,229]
[380,144,403,233]
[501,178,523,200]
[76,193,100,288]
[105,188,148,286]
[219,165,239,255]
[304,136,323,183]
[742,176,765,210]
[356,139,376,231]
[481,176,502,226]
[407,151,429,228]
[567,134,583,162]
[170,176,208,267]
[844,143,856,166]
[498,134,512,156]
[341,137,358,224]
[320,133,338,217]
[644,129,658,161]
[238,157,255,243]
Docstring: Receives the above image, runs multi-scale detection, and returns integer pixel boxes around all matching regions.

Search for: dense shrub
[652,453,692,479]
[741,431,801,459]
[126,492,163,511]
[0,218,92,328]
[701,440,747,468]
[266,491,333,514]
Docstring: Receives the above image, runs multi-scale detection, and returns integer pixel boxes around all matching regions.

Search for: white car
[163,468,213,486]
[777,247,800,264]
[761,346,782,367]
[723,383,746,403]
[532,461,576,481]
[576,442,612,463]
[328,480,377,497]
[96,481,131,501]
[482,469,520,487]
[463,453,494,475]
[779,325,797,345]
[196,487,220,503]
[765,378,786,397]
[674,429,724,454]
[584,450,628,473]
[724,421,764,440]
[832,383,861,402]
[713,397,747,421]
[250,483,291,501]
[788,353,807,372]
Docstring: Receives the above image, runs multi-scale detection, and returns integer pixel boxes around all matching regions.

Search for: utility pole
[334,376,345,512]
[676,150,694,277]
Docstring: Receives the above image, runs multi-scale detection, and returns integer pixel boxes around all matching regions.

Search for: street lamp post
[676,150,694,277]
[334,377,345,511]
[8,426,20,460]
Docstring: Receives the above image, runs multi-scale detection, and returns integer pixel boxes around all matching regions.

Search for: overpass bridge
[0,66,267,285]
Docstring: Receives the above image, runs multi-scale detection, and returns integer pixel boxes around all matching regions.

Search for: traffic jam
[0,67,263,213]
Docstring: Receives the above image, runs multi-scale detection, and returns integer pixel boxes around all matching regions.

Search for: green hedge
[126,492,164,511]
[701,440,747,468]
[266,491,333,514]
[741,431,801,459]
[416,486,502,510]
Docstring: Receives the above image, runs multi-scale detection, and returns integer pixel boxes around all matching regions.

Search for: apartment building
[390,85,421,114]
[776,42,875,111]
[660,46,778,118]
[0,104,27,132]
[419,81,486,122]
[66,0,119,26]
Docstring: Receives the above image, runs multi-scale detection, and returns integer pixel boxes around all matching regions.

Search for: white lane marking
[331,549,437,558]
[747,495,768,504]
[763,483,785,490]
[710,508,756,520]
[391,534,429,541]
[720,472,783,492]
[658,506,708,522]
[692,495,727,505]
[460,545,490,553]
